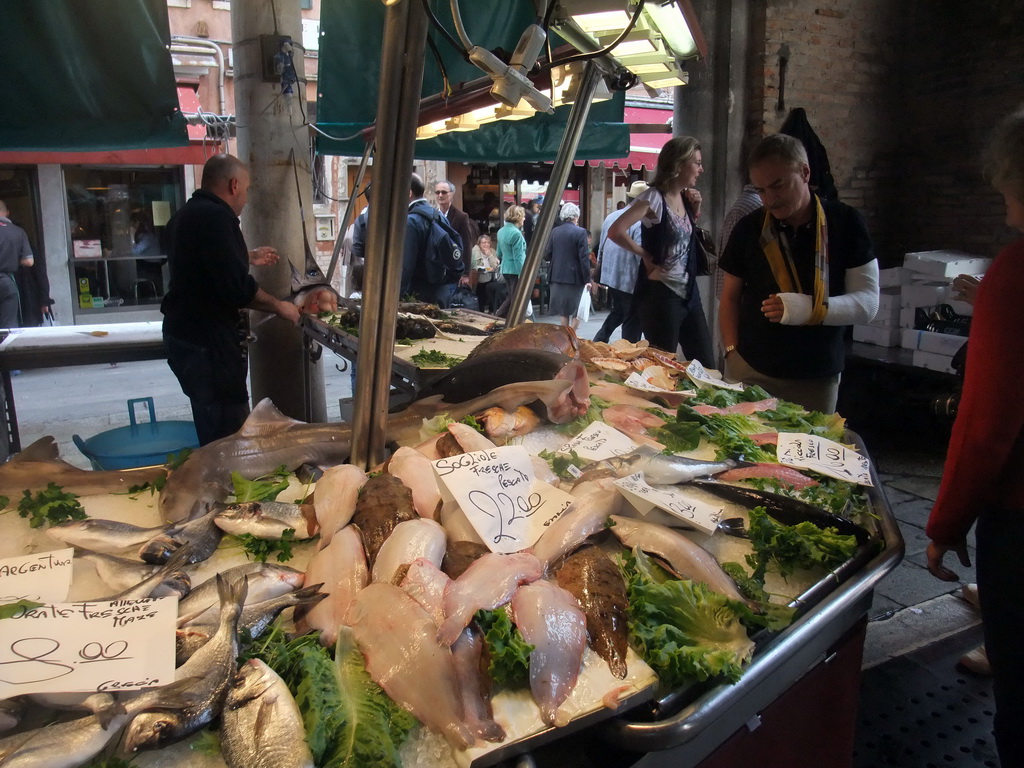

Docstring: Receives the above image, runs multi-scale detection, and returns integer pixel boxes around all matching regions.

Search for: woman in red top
[926,106,1024,767]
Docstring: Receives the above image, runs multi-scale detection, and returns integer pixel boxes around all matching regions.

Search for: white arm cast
[777,260,880,326]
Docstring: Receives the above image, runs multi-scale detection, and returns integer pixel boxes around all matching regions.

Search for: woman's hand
[951,273,981,305]
[685,188,702,218]
[926,539,972,582]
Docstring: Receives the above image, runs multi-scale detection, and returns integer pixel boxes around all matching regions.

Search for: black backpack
[410,208,465,284]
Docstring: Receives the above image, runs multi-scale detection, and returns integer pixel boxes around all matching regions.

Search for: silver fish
[220,658,314,768]
[24,692,125,729]
[0,697,25,734]
[46,517,167,553]
[139,508,223,565]
[124,575,248,752]
[103,546,191,601]
[159,379,574,522]
[76,550,163,593]
[176,563,304,624]
[176,584,326,664]
[214,500,318,540]
[606,445,739,485]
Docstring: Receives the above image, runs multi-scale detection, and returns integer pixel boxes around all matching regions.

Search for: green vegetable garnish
[231,466,291,503]
[0,599,43,619]
[556,395,613,435]
[744,506,859,581]
[246,624,415,768]
[621,550,754,687]
[411,347,465,368]
[475,608,534,686]
[17,483,87,528]
[236,528,297,563]
[460,414,485,432]
[537,449,587,480]
[650,420,702,452]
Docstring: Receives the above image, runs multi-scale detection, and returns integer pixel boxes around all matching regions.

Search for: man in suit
[434,179,477,289]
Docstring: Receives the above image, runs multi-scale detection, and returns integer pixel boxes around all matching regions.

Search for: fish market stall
[0,326,902,768]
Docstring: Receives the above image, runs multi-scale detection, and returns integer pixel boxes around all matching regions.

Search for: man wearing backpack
[403,172,465,307]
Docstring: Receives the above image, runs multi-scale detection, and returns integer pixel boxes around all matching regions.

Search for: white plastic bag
[576,287,592,323]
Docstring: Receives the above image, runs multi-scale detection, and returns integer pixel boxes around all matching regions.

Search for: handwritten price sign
[0,596,177,697]
[557,421,638,461]
[0,549,74,604]
[433,446,575,553]
[614,473,724,534]
[624,371,693,396]
[685,360,745,392]
[776,433,873,486]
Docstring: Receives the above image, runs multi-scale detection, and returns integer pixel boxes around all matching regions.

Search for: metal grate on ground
[853,626,1000,767]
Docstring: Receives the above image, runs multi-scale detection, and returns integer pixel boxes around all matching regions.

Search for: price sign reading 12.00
[0,596,177,698]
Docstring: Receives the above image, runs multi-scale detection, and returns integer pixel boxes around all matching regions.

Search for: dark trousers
[495,274,520,318]
[0,274,20,328]
[977,509,1024,767]
[410,281,457,308]
[593,287,641,343]
[164,331,249,446]
[636,274,714,366]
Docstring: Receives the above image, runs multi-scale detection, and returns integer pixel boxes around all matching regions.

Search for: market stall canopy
[315,0,630,162]
[0,0,189,152]
[576,104,673,171]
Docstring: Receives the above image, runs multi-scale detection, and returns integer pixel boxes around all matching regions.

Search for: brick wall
[745,0,1024,265]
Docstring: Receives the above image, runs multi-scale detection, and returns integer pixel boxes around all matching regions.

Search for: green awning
[0,0,189,151]
[315,0,629,161]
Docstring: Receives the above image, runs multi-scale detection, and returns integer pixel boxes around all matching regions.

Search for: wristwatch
[724,344,737,356]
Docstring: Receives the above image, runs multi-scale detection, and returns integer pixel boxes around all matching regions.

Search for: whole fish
[24,692,124,729]
[352,474,417,568]
[0,436,165,499]
[159,379,575,522]
[139,507,222,564]
[713,463,818,490]
[452,624,506,743]
[313,464,368,547]
[221,659,314,768]
[47,517,167,553]
[400,557,451,625]
[103,545,191,601]
[476,405,541,440]
[438,502,486,547]
[214,500,318,540]
[417,350,590,425]
[371,518,446,584]
[437,552,543,646]
[531,477,624,570]
[176,563,303,624]
[0,698,25,734]
[176,584,326,664]
[125,575,248,752]
[385,446,442,519]
[76,550,163,593]
[295,525,368,647]
[606,445,739,485]
[346,583,475,750]
[466,322,580,359]
[441,539,490,580]
[511,579,588,727]
[555,545,629,679]
[609,515,746,603]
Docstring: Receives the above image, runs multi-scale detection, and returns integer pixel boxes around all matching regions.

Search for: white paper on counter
[776,432,873,486]
[433,446,575,553]
[685,359,745,392]
[614,472,724,534]
[624,371,694,396]
[0,595,177,697]
[0,548,74,603]
[557,421,638,461]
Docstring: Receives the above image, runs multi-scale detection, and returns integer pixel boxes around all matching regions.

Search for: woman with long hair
[608,136,714,364]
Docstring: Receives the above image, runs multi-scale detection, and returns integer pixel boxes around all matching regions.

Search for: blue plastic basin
[73,397,199,470]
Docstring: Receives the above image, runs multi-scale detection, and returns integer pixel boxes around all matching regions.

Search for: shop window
[64,166,184,314]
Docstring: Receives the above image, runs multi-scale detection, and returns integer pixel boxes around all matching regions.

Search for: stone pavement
[7,307,979,668]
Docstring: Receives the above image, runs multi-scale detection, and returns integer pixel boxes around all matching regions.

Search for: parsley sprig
[17,483,87,528]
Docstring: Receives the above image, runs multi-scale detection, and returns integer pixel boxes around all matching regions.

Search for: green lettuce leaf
[621,550,755,687]
[555,395,614,435]
[744,506,859,581]
[649,420,702,452]
[230,466,291,503]
[475,608,534,686]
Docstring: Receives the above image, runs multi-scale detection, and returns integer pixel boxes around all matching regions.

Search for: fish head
[155,571,192,599]
[138,535,182,565]
[546,360,591,424]
[124,710,183,752]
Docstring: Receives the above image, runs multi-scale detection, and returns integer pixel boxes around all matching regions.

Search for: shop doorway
[0,167,50,327]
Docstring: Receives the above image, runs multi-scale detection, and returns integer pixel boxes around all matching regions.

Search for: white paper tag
[432,447,575,553]
[685,359,745,392]
[0,596,177,697]
[0,549,74,604]
[624,372,674,394]
[557,421,639,461]
[776,432,873,486]
[613,473,724,534]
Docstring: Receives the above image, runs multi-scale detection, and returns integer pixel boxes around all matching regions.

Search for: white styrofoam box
[878,267,905,288]
[903,250,991,278]
[901,328,969,356]
[901,282,952,308]
[900,307,917,328]
[878,287,901,312]
[853,324,901,347]
[912,349,957,374]
[870,302,901,328]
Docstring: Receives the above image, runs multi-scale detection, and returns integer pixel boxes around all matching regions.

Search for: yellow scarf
[759,195,829,325]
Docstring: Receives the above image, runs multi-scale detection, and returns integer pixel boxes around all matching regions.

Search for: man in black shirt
[0,200,34,328]
[718,134,879,413]
[162,154,300,445]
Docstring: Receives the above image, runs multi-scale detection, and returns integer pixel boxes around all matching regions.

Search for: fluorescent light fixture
[628,61,672,75]
[595,27,660,58]
[416,118,449,140]
[571,9,632,33]
[643,0,698,59]
[639,70,689,89]
[494,100,537,121]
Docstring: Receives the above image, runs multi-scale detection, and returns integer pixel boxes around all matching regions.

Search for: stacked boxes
[851,250,989,372]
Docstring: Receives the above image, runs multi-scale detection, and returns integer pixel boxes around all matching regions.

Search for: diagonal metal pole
[506,60,603,326]
[349,0,429,469]
[326,139,374,286]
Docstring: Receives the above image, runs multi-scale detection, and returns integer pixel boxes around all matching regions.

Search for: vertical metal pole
[506,61,603,326]
[349,0,429,469]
